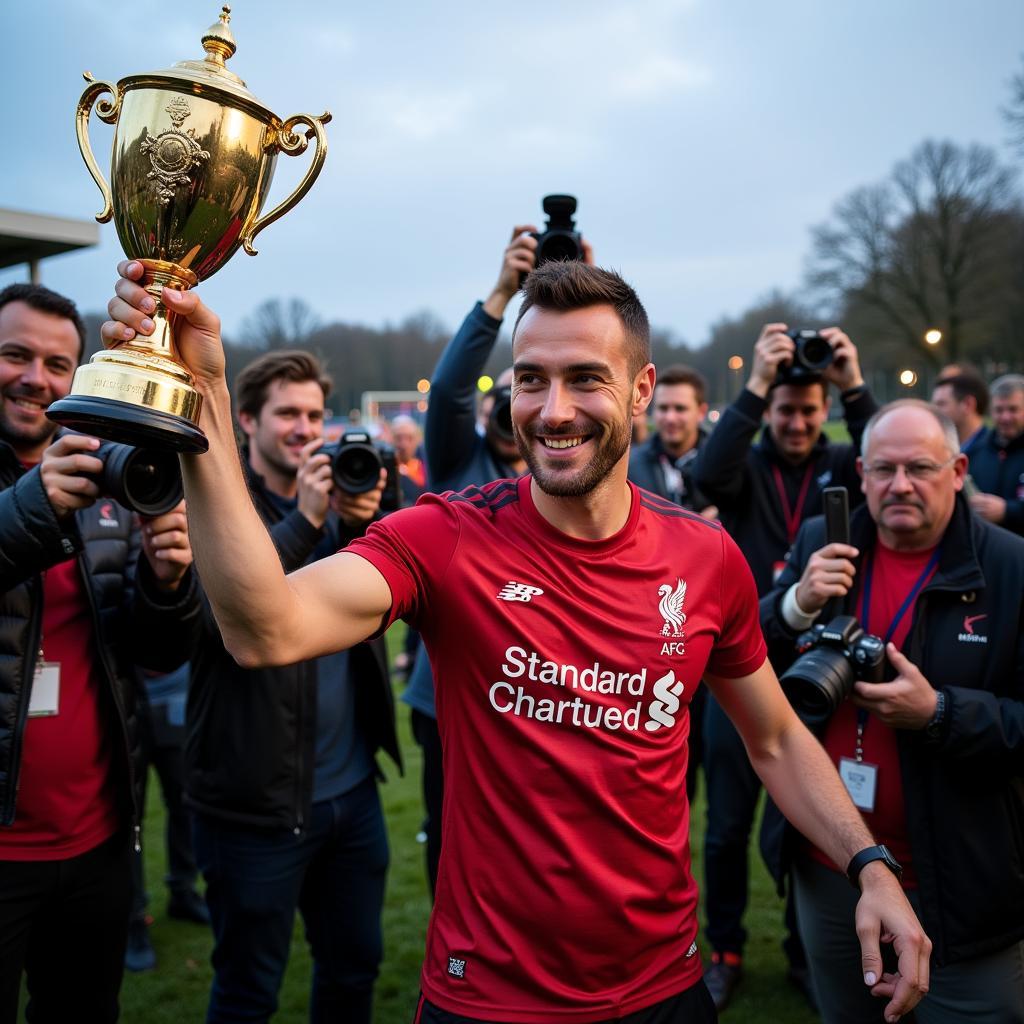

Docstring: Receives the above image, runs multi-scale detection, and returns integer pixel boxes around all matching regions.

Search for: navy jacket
[968,427,1024,535]
[0,438,200,831]
[759,496,1024,966]
[627,429,711,511]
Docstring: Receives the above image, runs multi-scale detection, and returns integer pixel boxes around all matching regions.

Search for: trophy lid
[121,6,278,123]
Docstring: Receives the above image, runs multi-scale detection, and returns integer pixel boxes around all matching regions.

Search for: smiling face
[652,381,707,456]
[0,301,80,462]
[992,387,1024,444]
[765,382,830,464]
[511,304,653,497]
[238,378,325,489]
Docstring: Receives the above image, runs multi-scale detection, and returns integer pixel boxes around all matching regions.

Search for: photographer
[759,401,1024,1023]
[184,350,400,1023]
[405,224,594,894]
[0,284,200,1022]
[692,321,878,1009]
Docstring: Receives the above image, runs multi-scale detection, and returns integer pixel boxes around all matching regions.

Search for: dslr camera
[85,441,183,516]
[778,328,833,383]
[326,431,402,513]
[530,194,584,269]
[779,615,887,727]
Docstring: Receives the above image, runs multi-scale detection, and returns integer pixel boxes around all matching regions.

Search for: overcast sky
[2,0,1021,350]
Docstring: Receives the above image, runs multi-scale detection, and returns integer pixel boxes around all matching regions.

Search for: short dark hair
[234,350,332,419]
[655,365,707,405]
[514,262,651,377]
[768,376,829,406]
[933,372,989,417]
[0,283,87,361]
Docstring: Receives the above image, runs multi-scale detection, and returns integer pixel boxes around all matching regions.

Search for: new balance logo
[497,582,544,603]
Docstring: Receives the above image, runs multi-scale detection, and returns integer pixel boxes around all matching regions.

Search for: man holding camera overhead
[183,349,400,1024]
[759,400,1024,1023]
[403,219,594,894]
[0,283,200,1022]
[692,322,878,1010]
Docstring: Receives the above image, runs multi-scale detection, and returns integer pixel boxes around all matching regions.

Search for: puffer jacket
[0,438,201,833]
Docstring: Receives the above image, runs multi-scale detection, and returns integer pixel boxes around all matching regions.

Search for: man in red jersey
[104,260,930,1024]
[759,401,1024,1023]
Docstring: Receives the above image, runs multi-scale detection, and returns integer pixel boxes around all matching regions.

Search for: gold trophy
[48,6,331,452]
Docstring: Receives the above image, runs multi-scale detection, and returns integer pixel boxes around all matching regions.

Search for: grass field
[116,624,819,1023]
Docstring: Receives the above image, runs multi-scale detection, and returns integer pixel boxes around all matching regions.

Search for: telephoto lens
[92,441,184,516]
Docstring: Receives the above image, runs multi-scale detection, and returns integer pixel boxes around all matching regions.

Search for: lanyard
[858,547,941,644]
[853,546,941,757]
[771,463,815,544]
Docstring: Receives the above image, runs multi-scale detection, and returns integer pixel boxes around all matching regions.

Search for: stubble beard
[515,416,631,498]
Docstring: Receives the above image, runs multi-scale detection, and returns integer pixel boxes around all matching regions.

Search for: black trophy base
[47,396,209,454]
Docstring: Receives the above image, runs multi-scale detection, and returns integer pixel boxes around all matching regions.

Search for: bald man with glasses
[759,399,1024,1024]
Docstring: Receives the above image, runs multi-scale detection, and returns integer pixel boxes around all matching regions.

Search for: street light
[416,378,431,394]
[899,369,918,387]
[477,375,494,393]
[924,329,942,346]
[727,355,744,371]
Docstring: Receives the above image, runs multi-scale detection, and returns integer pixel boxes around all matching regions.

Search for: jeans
[192,775,389,1024]
[702,695,804,967]
[0,830,131,1024]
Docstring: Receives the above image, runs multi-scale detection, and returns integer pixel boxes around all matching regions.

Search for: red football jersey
[351,476,766,1022]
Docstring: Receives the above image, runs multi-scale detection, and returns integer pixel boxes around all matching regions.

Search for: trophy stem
[45,257,208,453]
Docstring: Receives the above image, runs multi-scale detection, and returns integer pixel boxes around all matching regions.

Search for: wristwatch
[846,844,903,889]
[925,689,947,740]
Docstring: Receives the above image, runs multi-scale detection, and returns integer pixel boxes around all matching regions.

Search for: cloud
[608,55,711,100]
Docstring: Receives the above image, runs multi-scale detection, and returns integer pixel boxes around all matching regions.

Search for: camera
[327,431,402,513]
[779,328,833,383]
[486,384,514,443]
[531,194,584,269]
[85,441,183,516]
[779,615,887,727]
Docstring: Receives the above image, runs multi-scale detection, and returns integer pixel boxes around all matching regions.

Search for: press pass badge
[28,662,61,717]
[839,757,877,813]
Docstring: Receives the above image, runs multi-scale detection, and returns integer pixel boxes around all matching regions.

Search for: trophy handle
[76,72,122,224]
[242,111,332,256]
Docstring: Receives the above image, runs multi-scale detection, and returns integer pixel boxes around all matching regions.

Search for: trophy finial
[201,5,237,65]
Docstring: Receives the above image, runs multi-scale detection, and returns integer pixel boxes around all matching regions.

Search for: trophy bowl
[47,6,331,452]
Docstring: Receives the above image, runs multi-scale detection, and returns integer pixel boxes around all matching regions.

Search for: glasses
[862,456,957,482]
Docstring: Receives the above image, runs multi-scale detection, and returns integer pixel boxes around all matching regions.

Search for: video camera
[326,431,402,513]
[778,328,833,384]
[84,441,183,516]
[777,487,887,727]
[530,194,584,270]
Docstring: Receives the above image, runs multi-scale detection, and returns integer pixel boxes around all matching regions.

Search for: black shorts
[413,979,717,1024]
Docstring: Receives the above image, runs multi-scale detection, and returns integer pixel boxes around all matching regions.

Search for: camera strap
[771,463,815,545]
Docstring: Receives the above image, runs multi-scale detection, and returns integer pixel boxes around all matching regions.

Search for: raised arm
[103,261,393,667]
[425,226,537,483]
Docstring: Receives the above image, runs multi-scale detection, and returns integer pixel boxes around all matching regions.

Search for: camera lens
[796,334,833,372]
[537,233,583,265]
[331,441,383,494]
[779,646,856,728]
[488,388,514,443]
[95,442,183,516]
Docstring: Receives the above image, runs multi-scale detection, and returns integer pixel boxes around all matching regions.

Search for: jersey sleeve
[345,494,461,634]
[705,528,768,678]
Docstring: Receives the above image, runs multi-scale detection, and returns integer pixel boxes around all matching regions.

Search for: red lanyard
[771,463,815,544]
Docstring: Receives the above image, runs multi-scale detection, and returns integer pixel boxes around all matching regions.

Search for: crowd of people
[1,225,1022,1024]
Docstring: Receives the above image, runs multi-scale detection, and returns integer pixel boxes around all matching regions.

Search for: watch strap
[846,844,903,889]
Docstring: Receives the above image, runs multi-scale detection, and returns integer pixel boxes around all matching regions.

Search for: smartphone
[822,486,850,546]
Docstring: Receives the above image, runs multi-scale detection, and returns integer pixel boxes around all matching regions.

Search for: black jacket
[0,439,201,830]
[694,386,878,596]
[968,426,1024,535]
[184,460,401,831]
[627,429,711,511]
[759,496,1024,966]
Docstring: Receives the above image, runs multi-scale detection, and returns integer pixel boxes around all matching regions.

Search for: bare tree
[808,140,1020,365]
[1003,54,1024,157]
[239,297,321,350]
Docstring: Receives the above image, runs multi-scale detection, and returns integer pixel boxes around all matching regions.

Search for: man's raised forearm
[180,383,301,665]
